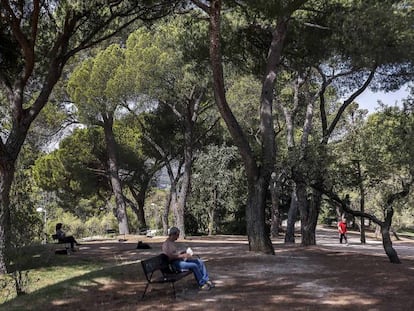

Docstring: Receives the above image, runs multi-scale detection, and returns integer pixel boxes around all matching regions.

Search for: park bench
[140,254,193,299]
[51,234,71,254]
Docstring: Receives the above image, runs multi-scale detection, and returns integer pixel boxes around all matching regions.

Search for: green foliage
[67,44,129,125]
[33,128,109,209]
[124,18,212,104]
[226,75,261,148]
[188,145,247,234]
[10,148,44,248]
[331,105,414,227]
[360,107,414,181]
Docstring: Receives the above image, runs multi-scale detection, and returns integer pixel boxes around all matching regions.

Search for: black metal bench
[141,254,193,299]
[51,234,71,254]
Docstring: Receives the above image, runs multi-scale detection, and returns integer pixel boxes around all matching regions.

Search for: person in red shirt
[338,218,348,244]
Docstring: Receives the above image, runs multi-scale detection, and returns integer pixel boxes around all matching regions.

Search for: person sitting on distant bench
[55,223,81,251]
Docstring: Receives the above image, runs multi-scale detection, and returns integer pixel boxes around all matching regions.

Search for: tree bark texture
[270,174,281,238]
[301,189,321,246]
[0,161,15,274]
[128,185,148,231]
[285,186,298,243]
[162,188,172,235]
[381,225,401,264]
[103,118,129,235]
[381,204,401,263]
[206,0,295,254]
[246,177,274,254]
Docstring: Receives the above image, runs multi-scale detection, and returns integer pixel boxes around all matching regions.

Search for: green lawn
[0,243,130,310]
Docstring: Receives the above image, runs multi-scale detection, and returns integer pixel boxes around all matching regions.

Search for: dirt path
[38,228,414,310]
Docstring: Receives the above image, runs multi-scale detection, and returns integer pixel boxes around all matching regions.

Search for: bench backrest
[141,254,173,282]
[52,234,59,240]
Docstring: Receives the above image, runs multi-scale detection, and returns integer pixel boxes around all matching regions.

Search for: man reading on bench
[162,227,214,291]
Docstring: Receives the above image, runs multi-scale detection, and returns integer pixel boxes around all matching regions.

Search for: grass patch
[0,243,136,310]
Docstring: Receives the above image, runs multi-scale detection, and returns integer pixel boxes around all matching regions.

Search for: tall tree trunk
[162,187,172,235]
[355,160,366,244]
[301,189,321,246]
[381,224,400,264]
[162,159,182,236]
[203,0,293,254]
[128,185,147,231]
[246,177,274,253]
[167,90,202,237]
[173,155,192,237]
[285,185,298,243]
[280,77,317,245]
[103,118,129,235]
[297,91,319,245]
[0,85,50,273]
[296,182,313,245]
[208,186,218,236]
[270,173,281,238]
[208,206,215,236]
[0,161,15,274]
[170,185,185,236]
[381,201,401,263]
[299,180,323,246]
[0,41,64,274]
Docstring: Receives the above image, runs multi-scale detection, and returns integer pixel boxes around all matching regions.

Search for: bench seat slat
[151,271,192,283]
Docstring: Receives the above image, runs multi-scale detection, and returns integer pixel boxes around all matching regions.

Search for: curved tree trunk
[173,101,196,237]
[127,185,147,232]
[103,117,129,235]
[381,224,401,264]
[202,0,293,254]
[322,190,408,264]
[381,202,401,264]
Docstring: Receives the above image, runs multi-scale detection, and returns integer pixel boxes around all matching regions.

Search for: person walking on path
[338,218,348,245]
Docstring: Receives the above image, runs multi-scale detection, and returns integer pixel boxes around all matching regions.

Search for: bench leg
[53,242,72,255]
[141,282,178,299]
[171,282,177,299]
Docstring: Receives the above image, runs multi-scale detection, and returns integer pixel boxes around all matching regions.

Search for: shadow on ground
[3,229,414,311]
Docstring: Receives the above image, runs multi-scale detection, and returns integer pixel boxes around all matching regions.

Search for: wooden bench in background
[51,234,71,254]
[141,254,193,299]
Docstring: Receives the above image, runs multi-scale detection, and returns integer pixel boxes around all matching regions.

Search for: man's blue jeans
[172,258,209,286]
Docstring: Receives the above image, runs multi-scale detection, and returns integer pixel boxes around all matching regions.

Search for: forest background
[1,0,414,296]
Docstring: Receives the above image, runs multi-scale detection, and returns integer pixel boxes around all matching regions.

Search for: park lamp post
[36,207,47,244]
